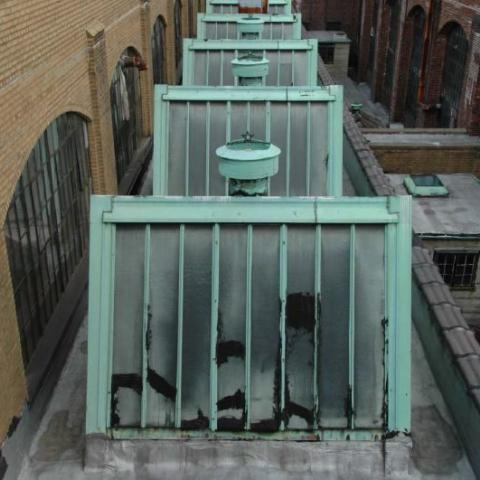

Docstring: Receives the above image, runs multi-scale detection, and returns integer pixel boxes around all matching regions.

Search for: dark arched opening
[110,47,144,184]
[174,0,183,70]
[440,23,469,127]
[152,16,167,84]
[4,113,91,384]
[404,7,426,126]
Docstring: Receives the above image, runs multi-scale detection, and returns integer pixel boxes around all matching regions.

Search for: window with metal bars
[433,251,479,290]
[152,17,166,85]
[383,0,401,107]
[110,49,143,184]
[175,0,183,69]
[3,113,91,366]
[440,24,469,128]
[404,7,426,125]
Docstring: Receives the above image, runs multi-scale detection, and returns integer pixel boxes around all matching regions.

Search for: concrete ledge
[85,436,416,479]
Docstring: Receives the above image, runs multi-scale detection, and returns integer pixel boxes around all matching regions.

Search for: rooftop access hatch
[152,86,344,197]
[197,14,302,40]
[86,196,412,440]
[206,0,292,14]
[182,39,318,87]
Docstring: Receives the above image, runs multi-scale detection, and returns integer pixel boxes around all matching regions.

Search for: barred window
[433,251,479,289]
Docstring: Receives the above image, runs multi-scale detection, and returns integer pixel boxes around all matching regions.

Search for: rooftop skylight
[404,175,449,197]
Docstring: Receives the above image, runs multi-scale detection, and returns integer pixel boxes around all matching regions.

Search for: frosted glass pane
[147,226,180,427]
[168,103,187,196]
[217,226,247,430]
[286,226,316,430]
[112,225,145,427]
[319,226,349,428]
[354,226,385,428]
[181,226,212,429]
[250,227,280,431]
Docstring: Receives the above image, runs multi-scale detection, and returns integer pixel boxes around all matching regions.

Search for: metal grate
[110,50,143,184]
[197,14,302,40]
[4,113,91,365]
[86,196,412,440]
[151,17,166,85]
[182,39,318,87]
[440,24,469,128]
[404,8,426,126]
[433,251,479,289]
[153,86,344,197]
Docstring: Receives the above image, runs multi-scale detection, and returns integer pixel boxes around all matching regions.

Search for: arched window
[174,0,183,69]
[383,0,401,107]
[110,48,144,183]
[152,17,166,84]
[4,113,90,368]
[404,7,426,125]
[440,24,469,127]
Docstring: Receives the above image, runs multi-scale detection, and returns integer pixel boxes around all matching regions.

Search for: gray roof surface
[365,132,480,148]
[388,173,480,237]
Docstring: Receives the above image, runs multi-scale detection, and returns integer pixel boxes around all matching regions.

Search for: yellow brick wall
[0,0,196,442]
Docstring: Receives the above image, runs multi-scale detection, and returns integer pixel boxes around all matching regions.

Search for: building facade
[0,0,202,444]
[298,0,480,133]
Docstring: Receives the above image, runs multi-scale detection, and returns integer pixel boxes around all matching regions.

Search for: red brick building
[300,0,480,133]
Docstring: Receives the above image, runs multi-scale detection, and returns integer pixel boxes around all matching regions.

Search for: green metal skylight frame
[182,39,319,87]
[206,0,292,14]
[404,175,449,197]
[86,195,412,441]
[197,13,302,40]
[152,85,344,197]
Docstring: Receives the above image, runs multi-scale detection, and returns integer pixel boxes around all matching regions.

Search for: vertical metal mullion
[247,102,251,133]
[286,102,291,196]
[220,50,224,86]
[266,101,272,195]
[210,224,220,431]
[291,50,295,85]
[313,225,321,428]
[206,102,211,195]
[206,51,210,85]
[175,225,185,428]
[279,225,288,431]
[348,225,356,430]
[225,101,232,195]
[306,102,312,196]
[245,225,253,430]
[277,50,281,86]
[141,225,151,428]
[185,102,190,195]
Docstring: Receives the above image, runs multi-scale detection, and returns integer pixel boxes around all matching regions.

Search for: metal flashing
[152,85,344,197]
[182,39,319,87]
[197,13,302,40]
[86,195,412,439]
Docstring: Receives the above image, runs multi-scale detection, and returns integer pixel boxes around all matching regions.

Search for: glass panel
[181,226,212,429]
[319,226,349,428]
[250,226,280,431]
[217,226,247,431]
[112,225,145,428]
[354,226,385,428]
[147,226,180,427]
[286,226,315,430]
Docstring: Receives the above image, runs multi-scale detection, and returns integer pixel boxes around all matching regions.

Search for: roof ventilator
[231,51,270,86]
[404,174,449,197]
[216,131,281,196]
[237,15,265,39]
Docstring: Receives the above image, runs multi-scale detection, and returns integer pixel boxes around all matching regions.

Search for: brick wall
[317,0,480,131]
[0,0,196,443]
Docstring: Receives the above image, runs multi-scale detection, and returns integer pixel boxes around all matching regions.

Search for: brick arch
[1,107,92,227]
